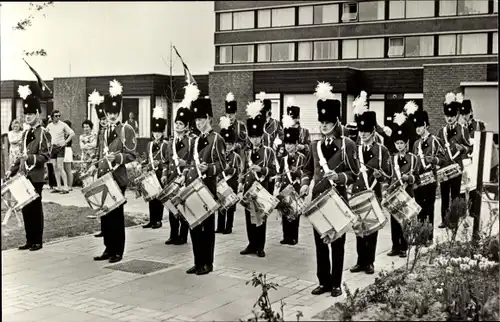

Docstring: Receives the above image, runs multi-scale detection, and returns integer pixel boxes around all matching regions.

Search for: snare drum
[157,176,184,206]
[350,190,387,238]
[302,187,356,243]
[134,171,162,202]
[81,172,126,218]
[80,173,96,188]
[415,171,436,189]
[381,183,421,225]
[1,174,39,212]
[176,177,220,229]
[437,163,462,184]
[277,184,305,221]
[125,161,142,183]
[217,179,239,210]
[241,181,279,226]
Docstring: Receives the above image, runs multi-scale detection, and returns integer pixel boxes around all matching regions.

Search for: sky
[1,1,215,81]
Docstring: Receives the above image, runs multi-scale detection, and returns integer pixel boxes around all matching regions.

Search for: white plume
[384,126,392,137]
[286,97,296,108]
[226,92,234,102]
[88,90,104,105]
[353,93,368,115]
[393,112,407,126]
[17,85,32,100]
[403,100,419,116]
[152,106,164,119]
[109,79,123,97]
[282,114,295,129]
[246,101,263,119]
[360,90,368,100]
[219,116,231,130]
[314,82,333,101]
[456,92,464,103]
[178,98,191,109]
[256,91,267,101]
[444,92,456,105]
[184,83,200,103]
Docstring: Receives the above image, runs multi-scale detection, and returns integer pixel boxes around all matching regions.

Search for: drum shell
[350,190,387,238]
[1,174,39,212]
[277,184,305,220]
[381,185,421,225]
[135,171,162,202]
[217,180,239,210]
[437,164,462,184]
[241,181,279,219]
[81,172,126,217]
[176,178,220,229]
[415,171,436,189]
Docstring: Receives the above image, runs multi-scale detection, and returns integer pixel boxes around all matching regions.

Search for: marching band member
[387,104,420,258]
[275,113,306,246]
[458,95,486,137]
[162,104,192,246]
[216,116,243,235]
[299,82,359,297]
[350,96,392,275]
[284,97,311,157]
[256,92,284,149]
[238,101,277,258]
[411,109,446,246]
[90,80,137,263]
[224,92,248,154]
[185,84,226,275]
[5,83,50,252]
[142,106,169,229]
[354,91,392,148]
[437,92,472,229]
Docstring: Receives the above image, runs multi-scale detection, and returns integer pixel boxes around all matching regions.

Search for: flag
[173,46,197,86]
[22,58,53,95]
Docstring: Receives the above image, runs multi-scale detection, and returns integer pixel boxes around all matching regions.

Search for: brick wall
[208,71,254,132]
[423,64,487,135]
[53,77,87,156]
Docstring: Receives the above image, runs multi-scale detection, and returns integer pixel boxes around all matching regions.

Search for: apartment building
[209,0,499,137]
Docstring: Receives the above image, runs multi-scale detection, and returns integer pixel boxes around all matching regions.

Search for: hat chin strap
[320,119,339,136]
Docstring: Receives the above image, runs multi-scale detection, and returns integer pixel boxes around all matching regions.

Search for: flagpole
[169,42,174,138]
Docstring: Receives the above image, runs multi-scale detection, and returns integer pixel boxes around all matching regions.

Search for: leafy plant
[402,217,433,272]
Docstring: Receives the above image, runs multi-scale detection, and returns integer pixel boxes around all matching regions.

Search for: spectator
[46,110,74,193]
[79,120,97,172]
[63,120,74,191]
[125,112,139,133]
[7,119,23,167]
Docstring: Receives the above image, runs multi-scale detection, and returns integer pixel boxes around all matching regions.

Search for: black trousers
[148,199,164,223]
[46,163,56,188]
[415,183,437,240]
[314,229,345,288]
[22,182,44,245]
[282,215,300,242]
[356,231,379,267]
[245,210,267,251]
[390,216,408,252]
[190,214,215,267]
[217,204,235,231]
[168,212,189,240]
[440,176,462,223]
[101,186,126,257]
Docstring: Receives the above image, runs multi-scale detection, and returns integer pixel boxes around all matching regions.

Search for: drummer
[284,97,311,157]
[411,109,446,246]
[162,105,193,246]
[299,81,358,298]
[350,101,392,276]
[387,106,420,258]
[89,80,137,264]
[224,92,248,155]
[142,106,169,229]
[185,85,226,276]
[256,93,284,150]
[238,100,277,258]
[5,83,50,252]
[436,92,472,229]
[216,116,243,235]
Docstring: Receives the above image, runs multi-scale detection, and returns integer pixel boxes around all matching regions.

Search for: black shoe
[240,246,254,255]
[94,232,103,238]
[18,243,32,250]
[215,229,224,234]
[196,264,211,275]
[311,285,331,295]
[173,238,187,245]
[438,223,447,229]
[331,287,342,297]
[186,265,198,274]
[289,239,298,245]
[399,250,408,258]
[223,228,232,235]
[280,239,288,245]
[29,244,42,251]
[350,264,365,273]
[256,250,266,258]
[387,249,400,257]
[143,222,153,228]
[365,264,375,275]
[94,253,110,261]
[165,238,176,245]
[152,222,162,229]
[109,255,122,263]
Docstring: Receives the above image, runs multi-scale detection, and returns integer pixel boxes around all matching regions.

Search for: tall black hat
[18,84,42,114]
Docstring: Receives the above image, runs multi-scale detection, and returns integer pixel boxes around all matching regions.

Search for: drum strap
[22,128,36,173]
[149,141,159,171]
[193,137,204,179]
[394,155,402,181]
[417,139,430,170]
[283,155,294,184]
[248,149,264,182]
[358,145,377,191]
[443,126,460,161]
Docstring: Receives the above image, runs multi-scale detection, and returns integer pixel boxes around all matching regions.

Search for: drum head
[303,187,336,217]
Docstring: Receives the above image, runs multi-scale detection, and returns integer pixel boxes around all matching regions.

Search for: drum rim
[302,187,339,217]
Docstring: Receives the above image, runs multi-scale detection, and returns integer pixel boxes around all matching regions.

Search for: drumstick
[358,161,392,179]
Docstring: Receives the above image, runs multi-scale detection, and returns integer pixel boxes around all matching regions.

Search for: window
[271,8,295,27]
[219,13,232,31]
[298,42,312,60]
[257,44,270,62]
[358,38,384,58]
[405,36,434,57]
[439,34,457,55]
[271,43,294,61]
[342,3,358,22]
[493,32,498,54]
[358,1,385,21]
[219,46,232,64]
[495,0,498,13]
[314,41,338,60]
[1,99,12,135]
[233,11,254,29]
[342,39,358,59]
[298,6,313,25]
[406,0,434,18]
[440,0,489,16]
[314,4,339,24]
[258,9,271,28]
[457,33,488,55]
[388,37,405,57]
[232,45,254,63]
[389,0,405,19]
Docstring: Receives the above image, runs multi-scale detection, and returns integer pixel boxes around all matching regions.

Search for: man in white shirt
[46,110,74,193]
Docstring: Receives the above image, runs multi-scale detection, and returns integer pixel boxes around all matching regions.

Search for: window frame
[257,9,271,28]
[218,12,233,31]
[388,37,405,57]
[357,38,385,59]
[437,33,490,56]
[218,46,233,64]
[231,44,255,63]
[270,42,296,62]
[404,35,435,57]
[313,40,339,61]
[297,41,313,61]
[341,2,359,22]
[357,0,386,22]
[439,0,489,17]
[232,10,255,30]
[388,0,406,20]
[270,7,296,27]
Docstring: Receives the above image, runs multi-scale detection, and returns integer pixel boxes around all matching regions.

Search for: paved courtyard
[2,188,497,322]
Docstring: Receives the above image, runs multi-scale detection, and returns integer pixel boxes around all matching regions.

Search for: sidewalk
[2,188,497,322]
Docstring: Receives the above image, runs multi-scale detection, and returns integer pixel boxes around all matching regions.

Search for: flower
[436,288,443,295]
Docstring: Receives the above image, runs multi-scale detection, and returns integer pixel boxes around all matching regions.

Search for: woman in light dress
[79,120,97,173]
[7,119,23,167]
